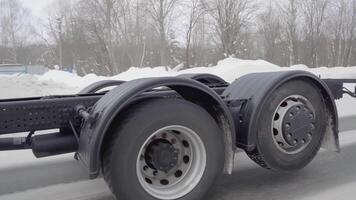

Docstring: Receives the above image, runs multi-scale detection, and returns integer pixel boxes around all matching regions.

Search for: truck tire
[246,79,327,171]
[102,98,224,200]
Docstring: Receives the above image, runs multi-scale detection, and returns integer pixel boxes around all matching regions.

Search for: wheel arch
[178,73,228,85]
[77,77,236,179]
[79,80,125,94]
[223,70,339,152]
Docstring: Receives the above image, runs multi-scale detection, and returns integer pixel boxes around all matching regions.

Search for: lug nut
[311,124,315,130]
[175,170,183,178]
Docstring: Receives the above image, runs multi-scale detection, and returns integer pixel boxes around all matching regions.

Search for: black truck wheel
[102,98,224,200]
[246,79,327,171]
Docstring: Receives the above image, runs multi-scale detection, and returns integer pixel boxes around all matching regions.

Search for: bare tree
[73,0,120,74]
[0,0,30,63]
[202,0,257,57]
[301,0,329,67]
[184,0,205,67]
[144,0,178,66]
[112,0,148,68]
[341,0,356,66]
[278,0,300,66]
[327,0,346,66]
[326,0,356,66]
[2,0,356,73]
[259,2,282,64]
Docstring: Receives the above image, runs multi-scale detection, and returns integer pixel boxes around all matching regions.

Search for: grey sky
[20,0,54,18]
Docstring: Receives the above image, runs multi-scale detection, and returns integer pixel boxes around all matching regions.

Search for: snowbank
[34,58,356,89]
[0,58,354,95]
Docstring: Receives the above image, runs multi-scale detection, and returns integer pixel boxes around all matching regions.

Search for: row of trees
[0,0,356,75]
[261,0,356,68]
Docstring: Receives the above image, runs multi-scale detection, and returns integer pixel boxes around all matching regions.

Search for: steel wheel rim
[272,95,316,154]
[136,125,207,200]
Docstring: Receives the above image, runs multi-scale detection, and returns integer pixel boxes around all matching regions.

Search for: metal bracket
[75,105,98,129]
[343,86,356,98]
[69,121,80,143]
[25,131,35,147]
[225,99,249,138]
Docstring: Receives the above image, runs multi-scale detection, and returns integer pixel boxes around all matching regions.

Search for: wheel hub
[145,139,179,172]
[282,104,315,146]
[136,125,207,200]
[272,95,316,154]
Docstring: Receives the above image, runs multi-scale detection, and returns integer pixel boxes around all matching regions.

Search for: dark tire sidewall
[108,99,224,200]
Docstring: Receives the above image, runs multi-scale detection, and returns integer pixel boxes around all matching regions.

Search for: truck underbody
[0,71,355,200]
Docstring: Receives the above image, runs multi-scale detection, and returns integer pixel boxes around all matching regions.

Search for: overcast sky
[19,0,54,18]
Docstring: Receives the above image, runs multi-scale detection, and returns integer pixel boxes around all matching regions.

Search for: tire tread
[102,100,151,193]
[246,149,271,170]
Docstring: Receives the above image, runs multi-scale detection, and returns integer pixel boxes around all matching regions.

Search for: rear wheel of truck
[102,98,224,200]
[246,79,327,171]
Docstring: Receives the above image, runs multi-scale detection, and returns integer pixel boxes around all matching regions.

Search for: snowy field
[1,58,356,200]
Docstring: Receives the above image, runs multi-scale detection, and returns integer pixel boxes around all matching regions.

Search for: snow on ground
[0,58,356,200]
[35,58,356,89]
[1,58,356,117]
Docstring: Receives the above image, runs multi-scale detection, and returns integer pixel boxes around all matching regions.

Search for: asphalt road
[0,116,356,200]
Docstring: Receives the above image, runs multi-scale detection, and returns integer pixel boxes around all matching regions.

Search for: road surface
[0,115,355,200]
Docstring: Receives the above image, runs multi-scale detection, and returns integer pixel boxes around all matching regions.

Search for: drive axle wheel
[102,99,224,200]
[246,80,327,171]
[137,125,206,199]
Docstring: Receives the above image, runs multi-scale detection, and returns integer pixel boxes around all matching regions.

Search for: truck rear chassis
[0,71,355,200]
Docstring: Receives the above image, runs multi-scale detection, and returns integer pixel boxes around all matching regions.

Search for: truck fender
[222,70,339,152]
[78,77,236,179]
[178,73,228,85]
[79,80,125,94]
